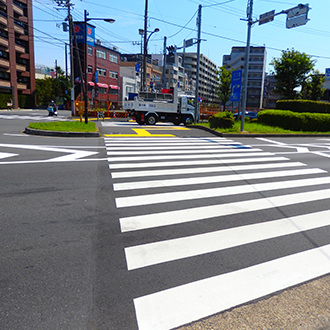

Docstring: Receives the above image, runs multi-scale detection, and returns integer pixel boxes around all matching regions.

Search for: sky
[33,0,330,75]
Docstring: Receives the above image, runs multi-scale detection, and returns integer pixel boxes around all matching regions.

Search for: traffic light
[150,80,154,90]
[166,45,177,57]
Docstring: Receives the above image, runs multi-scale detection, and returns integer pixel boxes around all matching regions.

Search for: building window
[96,67,106,77]
[88,65,93,73]
[96,50,106,59]
[88,46,93,56]
[126,86,134,94]
[109,88,118,95]
[98,87,107,94]
[109,71,118,79]
[109,54,118,63]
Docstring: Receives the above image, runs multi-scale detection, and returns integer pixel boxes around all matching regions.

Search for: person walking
[7,98,13,111]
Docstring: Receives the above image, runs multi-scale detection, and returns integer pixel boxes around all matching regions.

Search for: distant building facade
[178,52,218,103]
[73,22,120,108]
[223,46,266,109]
[0,0,35,108]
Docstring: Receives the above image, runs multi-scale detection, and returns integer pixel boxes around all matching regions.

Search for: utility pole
[162,36,167,89]
[194,4,202,124]
[54,0,75,115]
[142,0,148,91]
[68,2,75,116]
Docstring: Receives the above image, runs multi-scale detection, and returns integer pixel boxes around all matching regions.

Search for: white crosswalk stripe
[0,114,67,121]
[105,136,330,330]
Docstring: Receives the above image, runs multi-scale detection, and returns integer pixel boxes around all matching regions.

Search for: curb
[24,127,100,138]
[188,125,330,138]
[187,124,223,136]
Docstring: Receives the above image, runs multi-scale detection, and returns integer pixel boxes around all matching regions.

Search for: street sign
[325,68,330,81]
[259,10,275,25]
[135,63,140,72]
[286,14,309,28]
[230,70,242,102]
[286,4,309,29]
[287,4,309,18]
[184,38,195,48]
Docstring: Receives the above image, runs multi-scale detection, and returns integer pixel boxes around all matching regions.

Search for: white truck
[123,88,198,125]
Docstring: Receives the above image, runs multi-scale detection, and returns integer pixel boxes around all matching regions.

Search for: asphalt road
[2,111,330,330]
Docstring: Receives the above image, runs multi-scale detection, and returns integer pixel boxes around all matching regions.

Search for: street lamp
[142,27,159,91]
[84,10,115,124]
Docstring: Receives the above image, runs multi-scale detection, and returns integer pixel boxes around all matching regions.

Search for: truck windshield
[187,97,195,106]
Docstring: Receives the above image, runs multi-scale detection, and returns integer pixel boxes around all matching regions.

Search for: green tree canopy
[215,65,233,111]
[301,70,326,101]
[270,48,315,100]
[35,66,70,106]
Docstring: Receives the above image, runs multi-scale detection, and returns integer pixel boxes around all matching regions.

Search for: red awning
[109,85,119,89]
[97,83,109,88]
[88,81,95,86]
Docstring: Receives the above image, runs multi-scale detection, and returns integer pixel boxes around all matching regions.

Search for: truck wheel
[184,116,193,126]
[172,116,181,126]
[146,114,157,125]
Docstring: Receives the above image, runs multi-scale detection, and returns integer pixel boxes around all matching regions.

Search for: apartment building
[152,54,189,93]
[0,0,35,108]
[223,46,266,109]
[120,54,162,92]
[178,52,218,103]
[73,22,120,108]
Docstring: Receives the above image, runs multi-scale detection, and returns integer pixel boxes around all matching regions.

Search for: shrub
[276,99,330,114]
[258,109,330,132]
[209,111,234,129]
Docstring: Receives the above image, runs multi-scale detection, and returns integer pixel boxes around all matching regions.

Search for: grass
[197,121,330,134]
[28,121,98,133]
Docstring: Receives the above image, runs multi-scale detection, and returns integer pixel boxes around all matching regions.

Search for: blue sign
[325,68,330,81]
[135,63,140,72]
[230,70,242,102]
[74,23,95,46]
[94,71,98,83]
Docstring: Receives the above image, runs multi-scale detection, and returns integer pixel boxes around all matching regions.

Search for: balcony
[15,44,25,53]
[14,24,24,35]
[0,58,9,68]
[16,63,25,71]
[13,3,24,16]
[0,35,8,47]
[17,82,27,90]
[0,79,10,87]
[0,15,6,25]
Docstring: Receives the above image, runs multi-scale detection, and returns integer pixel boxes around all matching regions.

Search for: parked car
[234,111,258,120]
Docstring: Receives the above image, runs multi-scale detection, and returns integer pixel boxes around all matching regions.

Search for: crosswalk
[105,136,330,330]
[0,113,67,121]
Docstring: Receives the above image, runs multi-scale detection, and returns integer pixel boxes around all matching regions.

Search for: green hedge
[276,100,330,114]
[258,109,330,132]
[0,93,35,109]
[209,111,235,129]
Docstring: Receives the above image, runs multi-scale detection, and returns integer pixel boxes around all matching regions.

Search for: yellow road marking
[144,127,190,130]
[104,129,175,137]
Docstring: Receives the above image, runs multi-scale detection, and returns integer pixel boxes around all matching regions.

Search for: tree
[35,66,70,106]
[215,65,233,111]
[270,48,315,99]
[301,70,326,101]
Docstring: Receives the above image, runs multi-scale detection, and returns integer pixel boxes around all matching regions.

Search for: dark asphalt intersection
[2,114,330,329]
